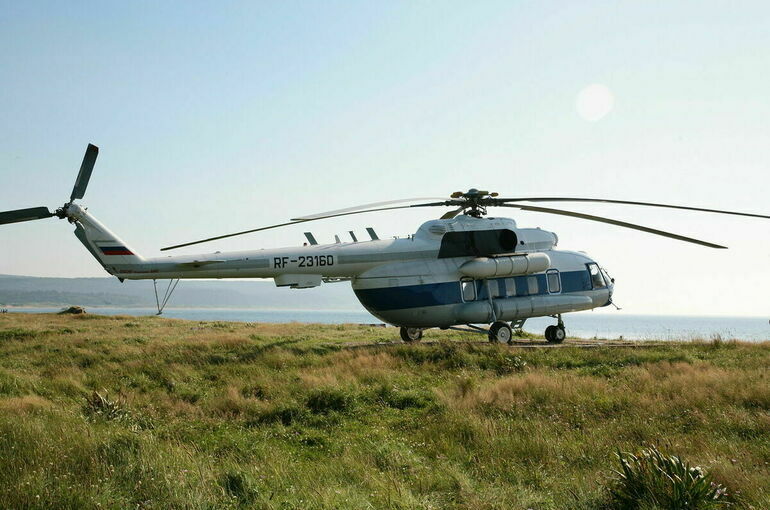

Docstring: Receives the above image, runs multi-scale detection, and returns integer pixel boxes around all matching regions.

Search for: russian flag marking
[100,246,133,256]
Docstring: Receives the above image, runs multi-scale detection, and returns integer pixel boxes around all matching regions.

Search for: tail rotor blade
[0,206,54,225]
[70,143,99,201]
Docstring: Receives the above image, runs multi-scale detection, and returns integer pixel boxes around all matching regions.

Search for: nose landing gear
[545,314,567,344]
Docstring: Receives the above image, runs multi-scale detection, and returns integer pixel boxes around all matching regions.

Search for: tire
[545,325,566,344]
[400,327,423,343]
[488,321,513,344]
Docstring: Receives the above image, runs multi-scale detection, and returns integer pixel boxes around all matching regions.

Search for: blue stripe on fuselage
[354,269,593,311]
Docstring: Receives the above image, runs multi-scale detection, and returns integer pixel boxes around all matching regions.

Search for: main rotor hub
[449,188,500,217]
[54,204,69,219]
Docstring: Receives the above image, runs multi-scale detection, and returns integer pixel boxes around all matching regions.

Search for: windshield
[587,263,606,289]
[601,268,613,285]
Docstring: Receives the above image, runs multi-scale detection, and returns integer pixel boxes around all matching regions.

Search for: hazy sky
[1,1,769,316]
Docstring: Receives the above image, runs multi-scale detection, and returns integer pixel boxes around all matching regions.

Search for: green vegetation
[611,446,731,509]
[0,313,767,509]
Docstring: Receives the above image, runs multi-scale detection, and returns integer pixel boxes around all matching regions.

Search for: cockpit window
[587,263,606,289]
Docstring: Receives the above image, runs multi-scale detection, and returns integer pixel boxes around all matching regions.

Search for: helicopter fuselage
[69,204,613,328]
[6,144,767,341]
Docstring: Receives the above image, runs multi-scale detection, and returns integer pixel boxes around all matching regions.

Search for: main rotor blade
[70,143,99,201]
[498,197,770,219]
[291,197,447,221]
[440,207,464,219]
[161,202,448,251]
[0,206,54,225]
[500,204,727,249]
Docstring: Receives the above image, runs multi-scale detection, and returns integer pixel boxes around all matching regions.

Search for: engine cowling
[459,253,550,279]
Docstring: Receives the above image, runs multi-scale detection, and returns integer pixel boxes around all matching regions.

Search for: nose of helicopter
[601,264,615,306]
[587,259,614,307]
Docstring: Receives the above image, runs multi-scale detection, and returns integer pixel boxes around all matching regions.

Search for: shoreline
[2,310,768,342]
[1,303,766,320]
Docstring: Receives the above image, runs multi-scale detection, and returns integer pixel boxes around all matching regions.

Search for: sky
[1,1,769,316]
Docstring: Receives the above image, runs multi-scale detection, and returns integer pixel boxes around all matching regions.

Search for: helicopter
[2,144,768,343]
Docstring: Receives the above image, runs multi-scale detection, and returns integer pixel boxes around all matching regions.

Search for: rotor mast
[448,188,499,218]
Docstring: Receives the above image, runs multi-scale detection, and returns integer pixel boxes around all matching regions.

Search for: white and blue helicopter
[3,145,768,343]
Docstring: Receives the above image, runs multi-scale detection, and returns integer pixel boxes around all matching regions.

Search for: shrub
[83,390,132,423]
[609,445,732,509]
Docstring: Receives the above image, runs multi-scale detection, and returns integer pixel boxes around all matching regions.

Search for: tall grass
[0,313,767,509]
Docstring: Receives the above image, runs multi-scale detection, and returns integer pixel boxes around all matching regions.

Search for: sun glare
[576,83,614,122]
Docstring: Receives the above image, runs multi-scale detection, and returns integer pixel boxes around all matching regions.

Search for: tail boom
[67,203,145,275]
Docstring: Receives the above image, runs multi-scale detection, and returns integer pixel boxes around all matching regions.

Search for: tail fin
[68,204,144,276]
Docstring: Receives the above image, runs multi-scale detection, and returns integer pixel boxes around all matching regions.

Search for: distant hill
[0,274,361,310]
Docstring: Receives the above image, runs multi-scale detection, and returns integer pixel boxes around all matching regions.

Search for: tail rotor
[0,143,99,226]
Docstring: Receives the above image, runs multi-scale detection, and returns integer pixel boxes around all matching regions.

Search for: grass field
[0,313,767,509]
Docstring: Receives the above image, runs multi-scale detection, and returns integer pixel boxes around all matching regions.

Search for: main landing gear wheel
[488,321,513,344]
[545,325,566,344]
[400,327,423,343]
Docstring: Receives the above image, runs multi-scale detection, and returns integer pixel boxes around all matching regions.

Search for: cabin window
[476,280,488,300]
[588,263,606,289]
[547,270,561,293]
[527,276,539,295]
[461,278,476,301]
[490,279,504,298]
[504,278,517,297]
